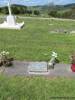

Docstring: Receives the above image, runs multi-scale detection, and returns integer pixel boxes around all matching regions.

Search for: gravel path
[0,61,74,77]
[18,16,75,21]
[0,16,75,22]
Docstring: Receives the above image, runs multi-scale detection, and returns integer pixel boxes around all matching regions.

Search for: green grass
[0,76,75,100]
[0,18,75,62]
[0,18,75,100]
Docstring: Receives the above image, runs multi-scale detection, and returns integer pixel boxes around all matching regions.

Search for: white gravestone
[28,62,49,75]
[0,0,24,29]
[7,15,16,25]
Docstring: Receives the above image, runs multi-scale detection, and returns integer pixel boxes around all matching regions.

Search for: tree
[34,10,40,16]
[26,10,32,15]
[62,11,72,18]
[0,8,2,13]
[1,7,8,14]
[11,5,28,14]
[48,10,57,17]
[12,6,20,14]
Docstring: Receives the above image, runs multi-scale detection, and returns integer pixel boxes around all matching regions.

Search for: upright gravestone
[0,0,24,29]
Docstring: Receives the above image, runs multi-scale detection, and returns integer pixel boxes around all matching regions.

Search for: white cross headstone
[0,0,24,29]
[8,0,12,15]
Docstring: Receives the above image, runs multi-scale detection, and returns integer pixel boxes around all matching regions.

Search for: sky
[0,0,75,6]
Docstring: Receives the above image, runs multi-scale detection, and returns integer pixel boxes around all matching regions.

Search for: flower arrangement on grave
[70,53,75,72]
[48,51,59,69]
[0,51,13,67]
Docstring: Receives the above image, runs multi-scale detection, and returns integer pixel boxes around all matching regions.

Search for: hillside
[0,3,75,18]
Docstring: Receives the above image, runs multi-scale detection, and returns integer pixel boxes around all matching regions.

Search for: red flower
[71,64,75,72]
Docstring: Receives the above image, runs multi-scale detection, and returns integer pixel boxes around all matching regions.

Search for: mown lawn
[0,18,75,62]
[0,18,75,99]
[0,76,75,100]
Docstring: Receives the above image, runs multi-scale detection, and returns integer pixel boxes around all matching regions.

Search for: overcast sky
[0,0,75,6]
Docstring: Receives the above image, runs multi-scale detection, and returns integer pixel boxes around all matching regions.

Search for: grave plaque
[28,62,48,72]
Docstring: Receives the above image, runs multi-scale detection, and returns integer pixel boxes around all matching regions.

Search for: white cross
[8,0,12,15]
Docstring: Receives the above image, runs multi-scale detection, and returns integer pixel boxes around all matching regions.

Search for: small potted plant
[0,51,13,67]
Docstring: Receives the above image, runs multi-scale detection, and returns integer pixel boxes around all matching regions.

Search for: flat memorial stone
[28,62,48,72]
[28,62,50,75]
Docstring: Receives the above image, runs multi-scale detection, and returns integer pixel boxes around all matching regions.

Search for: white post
[8,0,12,15]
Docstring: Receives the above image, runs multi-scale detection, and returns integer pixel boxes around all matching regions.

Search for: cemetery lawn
[0,17,75,63]
[0,76,75,100]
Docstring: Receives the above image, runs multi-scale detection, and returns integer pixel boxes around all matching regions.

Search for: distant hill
[64,3,75,8]
[0,3,75,12]
[0,3,75,19]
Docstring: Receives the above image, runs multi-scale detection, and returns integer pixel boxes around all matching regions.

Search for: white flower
[6,52,9,55]
[1,51,6,54]
[52,51,57,58]
[0,54,2,57]
[0,51,9,56]
[1,51,6,55]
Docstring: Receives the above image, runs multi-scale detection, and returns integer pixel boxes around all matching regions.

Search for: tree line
[0,5,40,16]
[0,5,75,19]
[48,6,75,19]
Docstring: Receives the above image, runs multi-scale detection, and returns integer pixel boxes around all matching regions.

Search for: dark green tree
[26,10,32,15]
[48,10,57,17]
[34,10,40,16]
[1,7,8,14]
